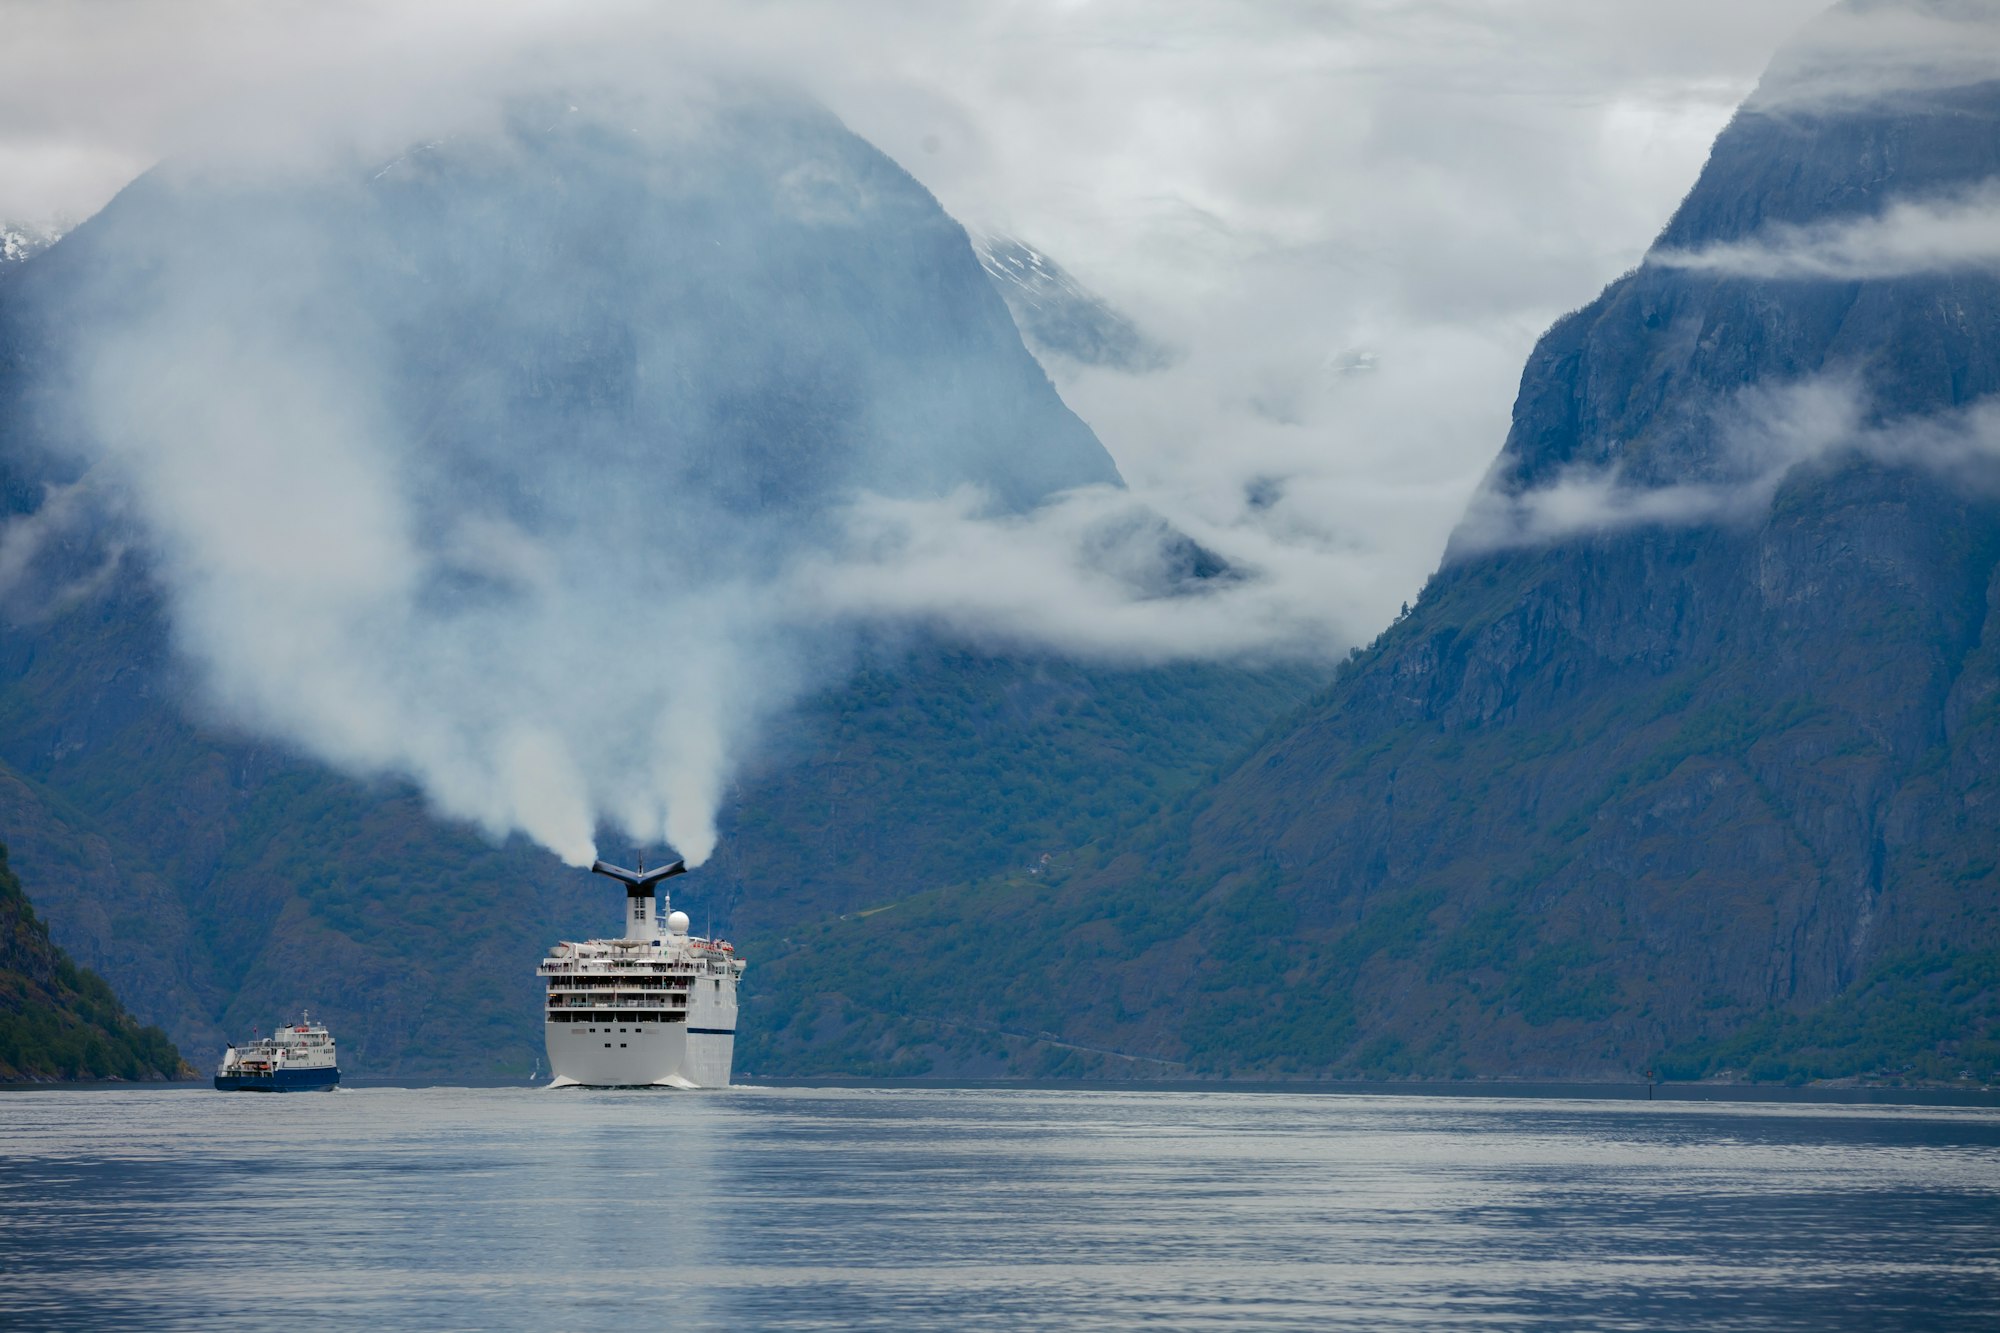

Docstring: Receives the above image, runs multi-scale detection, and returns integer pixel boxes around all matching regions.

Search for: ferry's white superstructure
[215,1013,340,1092]
[537,858,745,1088]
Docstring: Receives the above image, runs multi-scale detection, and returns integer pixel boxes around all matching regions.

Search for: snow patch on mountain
[1,221,66,266]
[975,235,1172,375]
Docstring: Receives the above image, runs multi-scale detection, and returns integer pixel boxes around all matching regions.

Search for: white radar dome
[667,910,690,934]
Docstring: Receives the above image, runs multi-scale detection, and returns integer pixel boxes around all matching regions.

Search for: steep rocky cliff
[746,14,2000,1083]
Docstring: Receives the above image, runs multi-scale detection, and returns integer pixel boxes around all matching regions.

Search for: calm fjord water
[2,1086,1996,1330]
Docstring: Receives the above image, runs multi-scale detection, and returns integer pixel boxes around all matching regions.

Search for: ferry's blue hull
[213,1067,339,1092]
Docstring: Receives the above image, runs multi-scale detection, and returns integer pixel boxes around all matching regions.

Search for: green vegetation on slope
[0,843,189,1081]
[740,514,2000,1085]
[723,651,1321,927]
[1661,952,2000,1085]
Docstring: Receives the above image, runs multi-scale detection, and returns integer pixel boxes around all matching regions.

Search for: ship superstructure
[537,857,745,1088]
[215,1014,340,1092]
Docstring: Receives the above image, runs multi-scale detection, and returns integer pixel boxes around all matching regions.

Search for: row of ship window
[548,1013,688,1023]
[543,973,729,983]
[546,989,724,1008]
[547,1000,686,1010]
[547,979,727,991]
[544,960,704,970]
[542,962,734,973]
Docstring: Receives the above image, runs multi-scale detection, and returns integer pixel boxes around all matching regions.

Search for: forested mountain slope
[0,841,188,1082]
[746,18,2000,1084]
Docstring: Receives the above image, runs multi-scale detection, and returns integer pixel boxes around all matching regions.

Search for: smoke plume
[22,87,1142,868]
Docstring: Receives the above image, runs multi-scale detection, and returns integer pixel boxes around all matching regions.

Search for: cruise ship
[215,1014,340,1092]
[537,857,745,1088]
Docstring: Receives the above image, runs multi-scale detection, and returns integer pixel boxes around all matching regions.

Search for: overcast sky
[2,0,1838,643]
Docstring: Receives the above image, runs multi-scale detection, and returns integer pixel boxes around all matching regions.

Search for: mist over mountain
[975,237,1171,375]
[5,2,1997,1087]
[749,7,2000,1084]
[1,92,1135,869]
[0,222,60,268]
[0,89,1312,1073]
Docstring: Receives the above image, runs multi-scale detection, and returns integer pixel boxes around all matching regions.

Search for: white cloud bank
[0,0,1836,647]
[1653,180,2000,280]
[1748,0,2000,110]
[1455,380,2000,552]
[802,486,1362,663]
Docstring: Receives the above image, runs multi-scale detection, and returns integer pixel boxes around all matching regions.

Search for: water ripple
[1,1087,1995,1330]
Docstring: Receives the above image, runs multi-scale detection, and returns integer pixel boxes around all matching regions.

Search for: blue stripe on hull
[213,1067,340,1092]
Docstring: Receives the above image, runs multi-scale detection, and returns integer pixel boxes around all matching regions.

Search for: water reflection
[1,1088,1996,1330]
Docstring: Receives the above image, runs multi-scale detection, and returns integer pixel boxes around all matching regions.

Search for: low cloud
[1748,1,2000,111]
[0,0,1836,652]
[1652,181,2000,280]
[800,485,1362,664]
[1454,471,1774,553]
[1454,379,2000,553]
[0,478,93,594]
[0,476,127,616]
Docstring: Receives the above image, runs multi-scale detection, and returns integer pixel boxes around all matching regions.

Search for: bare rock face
[1144,28,2000,1078]
[744,11,2000,1083]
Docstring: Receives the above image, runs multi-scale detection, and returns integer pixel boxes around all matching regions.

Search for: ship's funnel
[591,858,687,940]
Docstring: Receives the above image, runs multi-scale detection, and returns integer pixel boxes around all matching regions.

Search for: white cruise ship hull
[539,860,745,1090]
[544,974,739,1089]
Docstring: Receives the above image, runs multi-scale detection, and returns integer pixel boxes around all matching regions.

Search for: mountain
[743,11,2000,1085]
[1,222,62,268]
[0,841,188,1081]
[976,236,1171,373]
[0,96,1314,1077]
[8,98,1118,518]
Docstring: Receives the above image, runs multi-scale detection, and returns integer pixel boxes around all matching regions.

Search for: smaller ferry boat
[214,1013,340,1092]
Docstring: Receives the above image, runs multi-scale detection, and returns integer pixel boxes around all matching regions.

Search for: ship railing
[545,998,687,1009]
[540,968,696,980]
[538,959,693,971]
